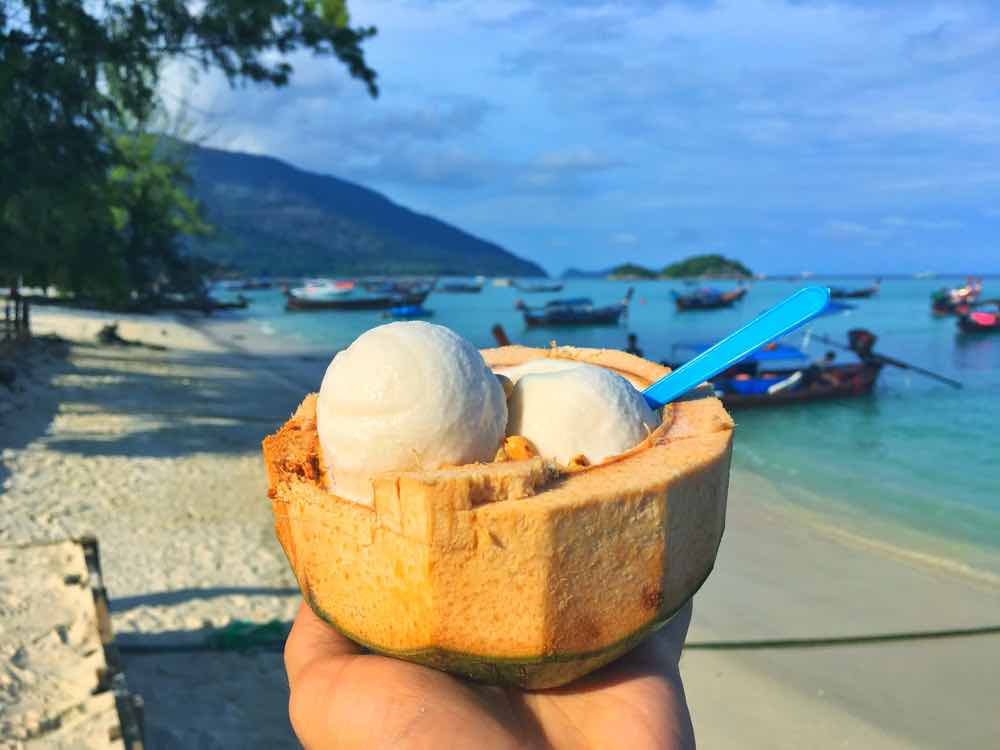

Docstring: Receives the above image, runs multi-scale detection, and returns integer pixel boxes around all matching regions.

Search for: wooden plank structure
[0,536,144,749]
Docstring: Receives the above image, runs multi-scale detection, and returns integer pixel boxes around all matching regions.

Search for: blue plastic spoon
[642,286,831,409]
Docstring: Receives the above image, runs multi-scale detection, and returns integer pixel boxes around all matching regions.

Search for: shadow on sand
[111,586,300,612]
[1,339,329,469]
[0,337,70,488]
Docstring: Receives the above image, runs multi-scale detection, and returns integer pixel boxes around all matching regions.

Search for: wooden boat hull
[830,287,877,299]
[931,286,980,316]
[286,291,429,311]
[674,287,747,311]
[514,283,564,293]
[932,302,972,317]
[522,306,625,327]
[154,295,249,313]
[717,363,882,409]
[439,284,484,293]
[957,315,1000,334]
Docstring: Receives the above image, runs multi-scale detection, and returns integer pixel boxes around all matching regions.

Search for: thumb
[284,599,363,689]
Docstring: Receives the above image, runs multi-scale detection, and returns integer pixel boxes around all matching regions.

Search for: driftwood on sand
[97,324,167,351]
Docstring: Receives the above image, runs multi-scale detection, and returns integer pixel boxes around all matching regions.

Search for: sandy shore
[2,308,998,748]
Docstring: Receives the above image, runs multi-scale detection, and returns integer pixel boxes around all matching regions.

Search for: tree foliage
[661,254,753,279]
[1,0,376,305]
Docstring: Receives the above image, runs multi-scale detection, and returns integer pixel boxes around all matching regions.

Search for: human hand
[284,599,695,750]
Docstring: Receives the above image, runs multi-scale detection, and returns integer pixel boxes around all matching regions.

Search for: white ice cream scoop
[506,364,659,466]
[316,321,507,505]
[494,358,585,384]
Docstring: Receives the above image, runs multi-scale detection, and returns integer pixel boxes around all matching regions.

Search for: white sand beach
[2,308,998,748]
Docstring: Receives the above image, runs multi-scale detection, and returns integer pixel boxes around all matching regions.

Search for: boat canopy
[545,297,593,308]
[820,301,854,316]
[673,341,810,363]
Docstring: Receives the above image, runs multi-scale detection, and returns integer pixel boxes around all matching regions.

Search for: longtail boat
[957,300,1000,334]
[155,293,250,313]
[666,331,881,408]
[359,279,436,295]
[284,289,429,311]
[439,280,484,293]
[830,281,879,299]
[517,289,633,327]
[673,286,748,311]
[666,328,960,408]
[513,281,564,293]
[931,278,982,316]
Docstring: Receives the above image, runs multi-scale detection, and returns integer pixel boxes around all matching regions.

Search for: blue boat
[819,300,855,316]
[667,332,882,408]
[383,304,434,319]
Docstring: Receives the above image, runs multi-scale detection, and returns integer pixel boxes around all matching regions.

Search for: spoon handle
[642,286,831,409]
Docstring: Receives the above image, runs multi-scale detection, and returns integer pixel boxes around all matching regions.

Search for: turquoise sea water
[229,278,1000,576]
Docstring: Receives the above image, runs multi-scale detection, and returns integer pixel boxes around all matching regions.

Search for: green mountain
[183,144,545,277]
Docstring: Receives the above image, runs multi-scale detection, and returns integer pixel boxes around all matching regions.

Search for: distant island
[661,254,752,279]
[563,254,753,280]
[608,263,658,280]
[184,143,546,278]
[561,267,609,279]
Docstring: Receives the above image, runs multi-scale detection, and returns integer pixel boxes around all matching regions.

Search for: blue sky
[163,0,1000,276]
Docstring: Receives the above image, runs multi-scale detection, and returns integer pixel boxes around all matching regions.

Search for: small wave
[734,468,1000,588]
[810,523,1000,589]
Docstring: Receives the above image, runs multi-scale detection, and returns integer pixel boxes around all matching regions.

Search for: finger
[565,598,695,690]
[658,598,693,665]
[284,599,363,689]
[288,642,528,750]
[630,598,693,668]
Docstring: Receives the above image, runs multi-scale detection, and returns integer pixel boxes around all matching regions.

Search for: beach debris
[208,619,289,652]
[96,323,166,351]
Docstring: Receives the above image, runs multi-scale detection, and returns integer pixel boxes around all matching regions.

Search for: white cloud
[823,220,884,242]
[611,232,639,245]
[535,147,622,172]
[154,0,1000,273]
[881,216,961,230]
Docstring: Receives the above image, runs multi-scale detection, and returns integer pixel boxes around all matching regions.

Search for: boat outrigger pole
[492,324,511,347]
[812,330,962,389]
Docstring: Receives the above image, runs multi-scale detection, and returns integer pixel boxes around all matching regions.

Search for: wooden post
[78,534,146,749]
